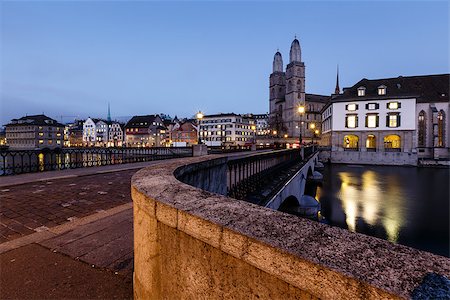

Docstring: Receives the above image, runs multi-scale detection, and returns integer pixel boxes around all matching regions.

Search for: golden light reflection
[338,170,404,242]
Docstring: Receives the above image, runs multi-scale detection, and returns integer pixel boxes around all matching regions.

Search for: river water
[317,164,449,257]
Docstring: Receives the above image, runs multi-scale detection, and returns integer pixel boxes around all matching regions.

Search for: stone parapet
[131,155,450,299]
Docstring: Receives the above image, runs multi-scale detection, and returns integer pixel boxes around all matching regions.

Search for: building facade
[199,113,255,146]
[107,122,124,147]
[321,74,449,165]
[66,120,84,147]
[268,38,329,142]
[124,115,165,147]
[170,121,198,146]
[5,114,64,150]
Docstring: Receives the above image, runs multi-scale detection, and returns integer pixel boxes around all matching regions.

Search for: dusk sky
[1,1,448,125]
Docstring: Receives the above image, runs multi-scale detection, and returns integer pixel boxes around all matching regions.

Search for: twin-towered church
[269,38,329,141]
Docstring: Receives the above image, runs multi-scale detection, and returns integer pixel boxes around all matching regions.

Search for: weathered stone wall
[132,155,450,300]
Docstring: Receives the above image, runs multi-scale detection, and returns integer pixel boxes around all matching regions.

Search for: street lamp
[251,125,256,145]
[298,105,305,146]
[196,111,204,144]
[310,123,316,144]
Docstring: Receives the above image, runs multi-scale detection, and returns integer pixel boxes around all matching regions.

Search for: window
[378,86,386,95]
[346,103,358,111]
[438,110,446,147]
[39,132,44,136]
[418,111,426,147]
[343,135,359,149]
[387,102,401,109]
[366,114,379,128]
[384,135,401,150]
[39,140,44,144]
[345,114,358,128]
[387,113,401,128]
[357,87,366,96]
[366,135,376,149]
[366,103,379,110]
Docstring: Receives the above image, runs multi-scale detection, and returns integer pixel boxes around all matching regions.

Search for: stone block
[177,211,221,249]
[155,202,177,228]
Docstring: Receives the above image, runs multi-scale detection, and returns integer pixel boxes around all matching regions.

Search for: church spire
[272,51,283,72]
[334,65,340,94]
[107,102,111,122]
[289,37,301,63]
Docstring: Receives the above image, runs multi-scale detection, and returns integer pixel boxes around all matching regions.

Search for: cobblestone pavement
[0,169,136,243]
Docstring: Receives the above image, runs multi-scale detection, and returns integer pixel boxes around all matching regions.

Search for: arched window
[418,110,426,147]
[384,135,401,151]
[278,105,283,114]
[438,110,446,147]
[343,135,359,149]
[288,81,293,91]
[297,80,301,90]
[366,135,376,150]
[271,88,275,98]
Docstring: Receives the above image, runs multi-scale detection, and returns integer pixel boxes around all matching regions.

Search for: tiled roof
[306,93,331,103]
[125,115,161,128]
[333,74,449,103]
[5,114,65,127]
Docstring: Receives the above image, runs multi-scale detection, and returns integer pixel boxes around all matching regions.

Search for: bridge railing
[227,147,308,200]
[0,146,193,176]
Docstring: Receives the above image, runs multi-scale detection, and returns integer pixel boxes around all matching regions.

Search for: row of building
[2,112,270,150]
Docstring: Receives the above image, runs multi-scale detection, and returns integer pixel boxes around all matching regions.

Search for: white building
[108,122,124,147]
[199,113,255,146]
[321,74,449,165]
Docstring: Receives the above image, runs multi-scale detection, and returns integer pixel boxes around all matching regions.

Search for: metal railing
[227,147,314,200]
[0,147,193,176]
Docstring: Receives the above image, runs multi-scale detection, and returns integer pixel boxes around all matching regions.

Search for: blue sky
[1,1,448,124]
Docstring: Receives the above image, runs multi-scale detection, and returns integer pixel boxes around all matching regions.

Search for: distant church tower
[269,38,305,138]
[334,65,340,95]
[269,51,286,135]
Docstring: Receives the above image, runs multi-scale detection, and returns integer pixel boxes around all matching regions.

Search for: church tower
[285,38,305,137]
[269,51,286,136]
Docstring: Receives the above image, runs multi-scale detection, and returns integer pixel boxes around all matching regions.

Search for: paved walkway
[0,162,159,299]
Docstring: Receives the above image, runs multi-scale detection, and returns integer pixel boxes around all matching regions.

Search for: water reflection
[337,169,404,242]
[319,164,449,257]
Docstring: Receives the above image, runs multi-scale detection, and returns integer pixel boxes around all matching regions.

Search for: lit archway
[343,135,359,149]
[366,134,376,149]
[384,135,401,150]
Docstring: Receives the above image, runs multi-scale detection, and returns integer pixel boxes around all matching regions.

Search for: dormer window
[357,87,366,97]
[378,85,387,95]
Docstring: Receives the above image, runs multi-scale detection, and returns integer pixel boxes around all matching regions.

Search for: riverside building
[321,74,449,165]
[5,114,64,150]
[199,113,255,146]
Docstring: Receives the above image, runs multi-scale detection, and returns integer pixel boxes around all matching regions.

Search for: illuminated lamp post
[310,123,316,144]
[298,105,305,146]
[196,111,204,144]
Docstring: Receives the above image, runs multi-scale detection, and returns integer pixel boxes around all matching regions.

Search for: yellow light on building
[310,123,316,129]
[297,105,305,114]
[196,111,204,120]
[284,134,288,138]
[273,130,277,135]
[315,130,319,135]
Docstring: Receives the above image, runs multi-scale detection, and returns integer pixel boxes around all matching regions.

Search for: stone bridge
[131,148,450,299]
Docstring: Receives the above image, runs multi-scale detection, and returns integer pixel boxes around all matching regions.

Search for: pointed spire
[107,102,111,122]
[334,65,340,94]
[289,37,301,63]
[273,51,283,72]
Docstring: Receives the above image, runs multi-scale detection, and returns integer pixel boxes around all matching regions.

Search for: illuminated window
[346,104,358,111]
[345,114,358,128]
[387,102,400,110]
[378,86,386,95]
[438,110,446,147]
[384,135,401,149]
[39,140,44,144]
[366,103,379,110]
[366,135,376,149]
[39,132,44,136]
[343,135,359,148]
[366,114,379,128]
[357,87,366,96]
